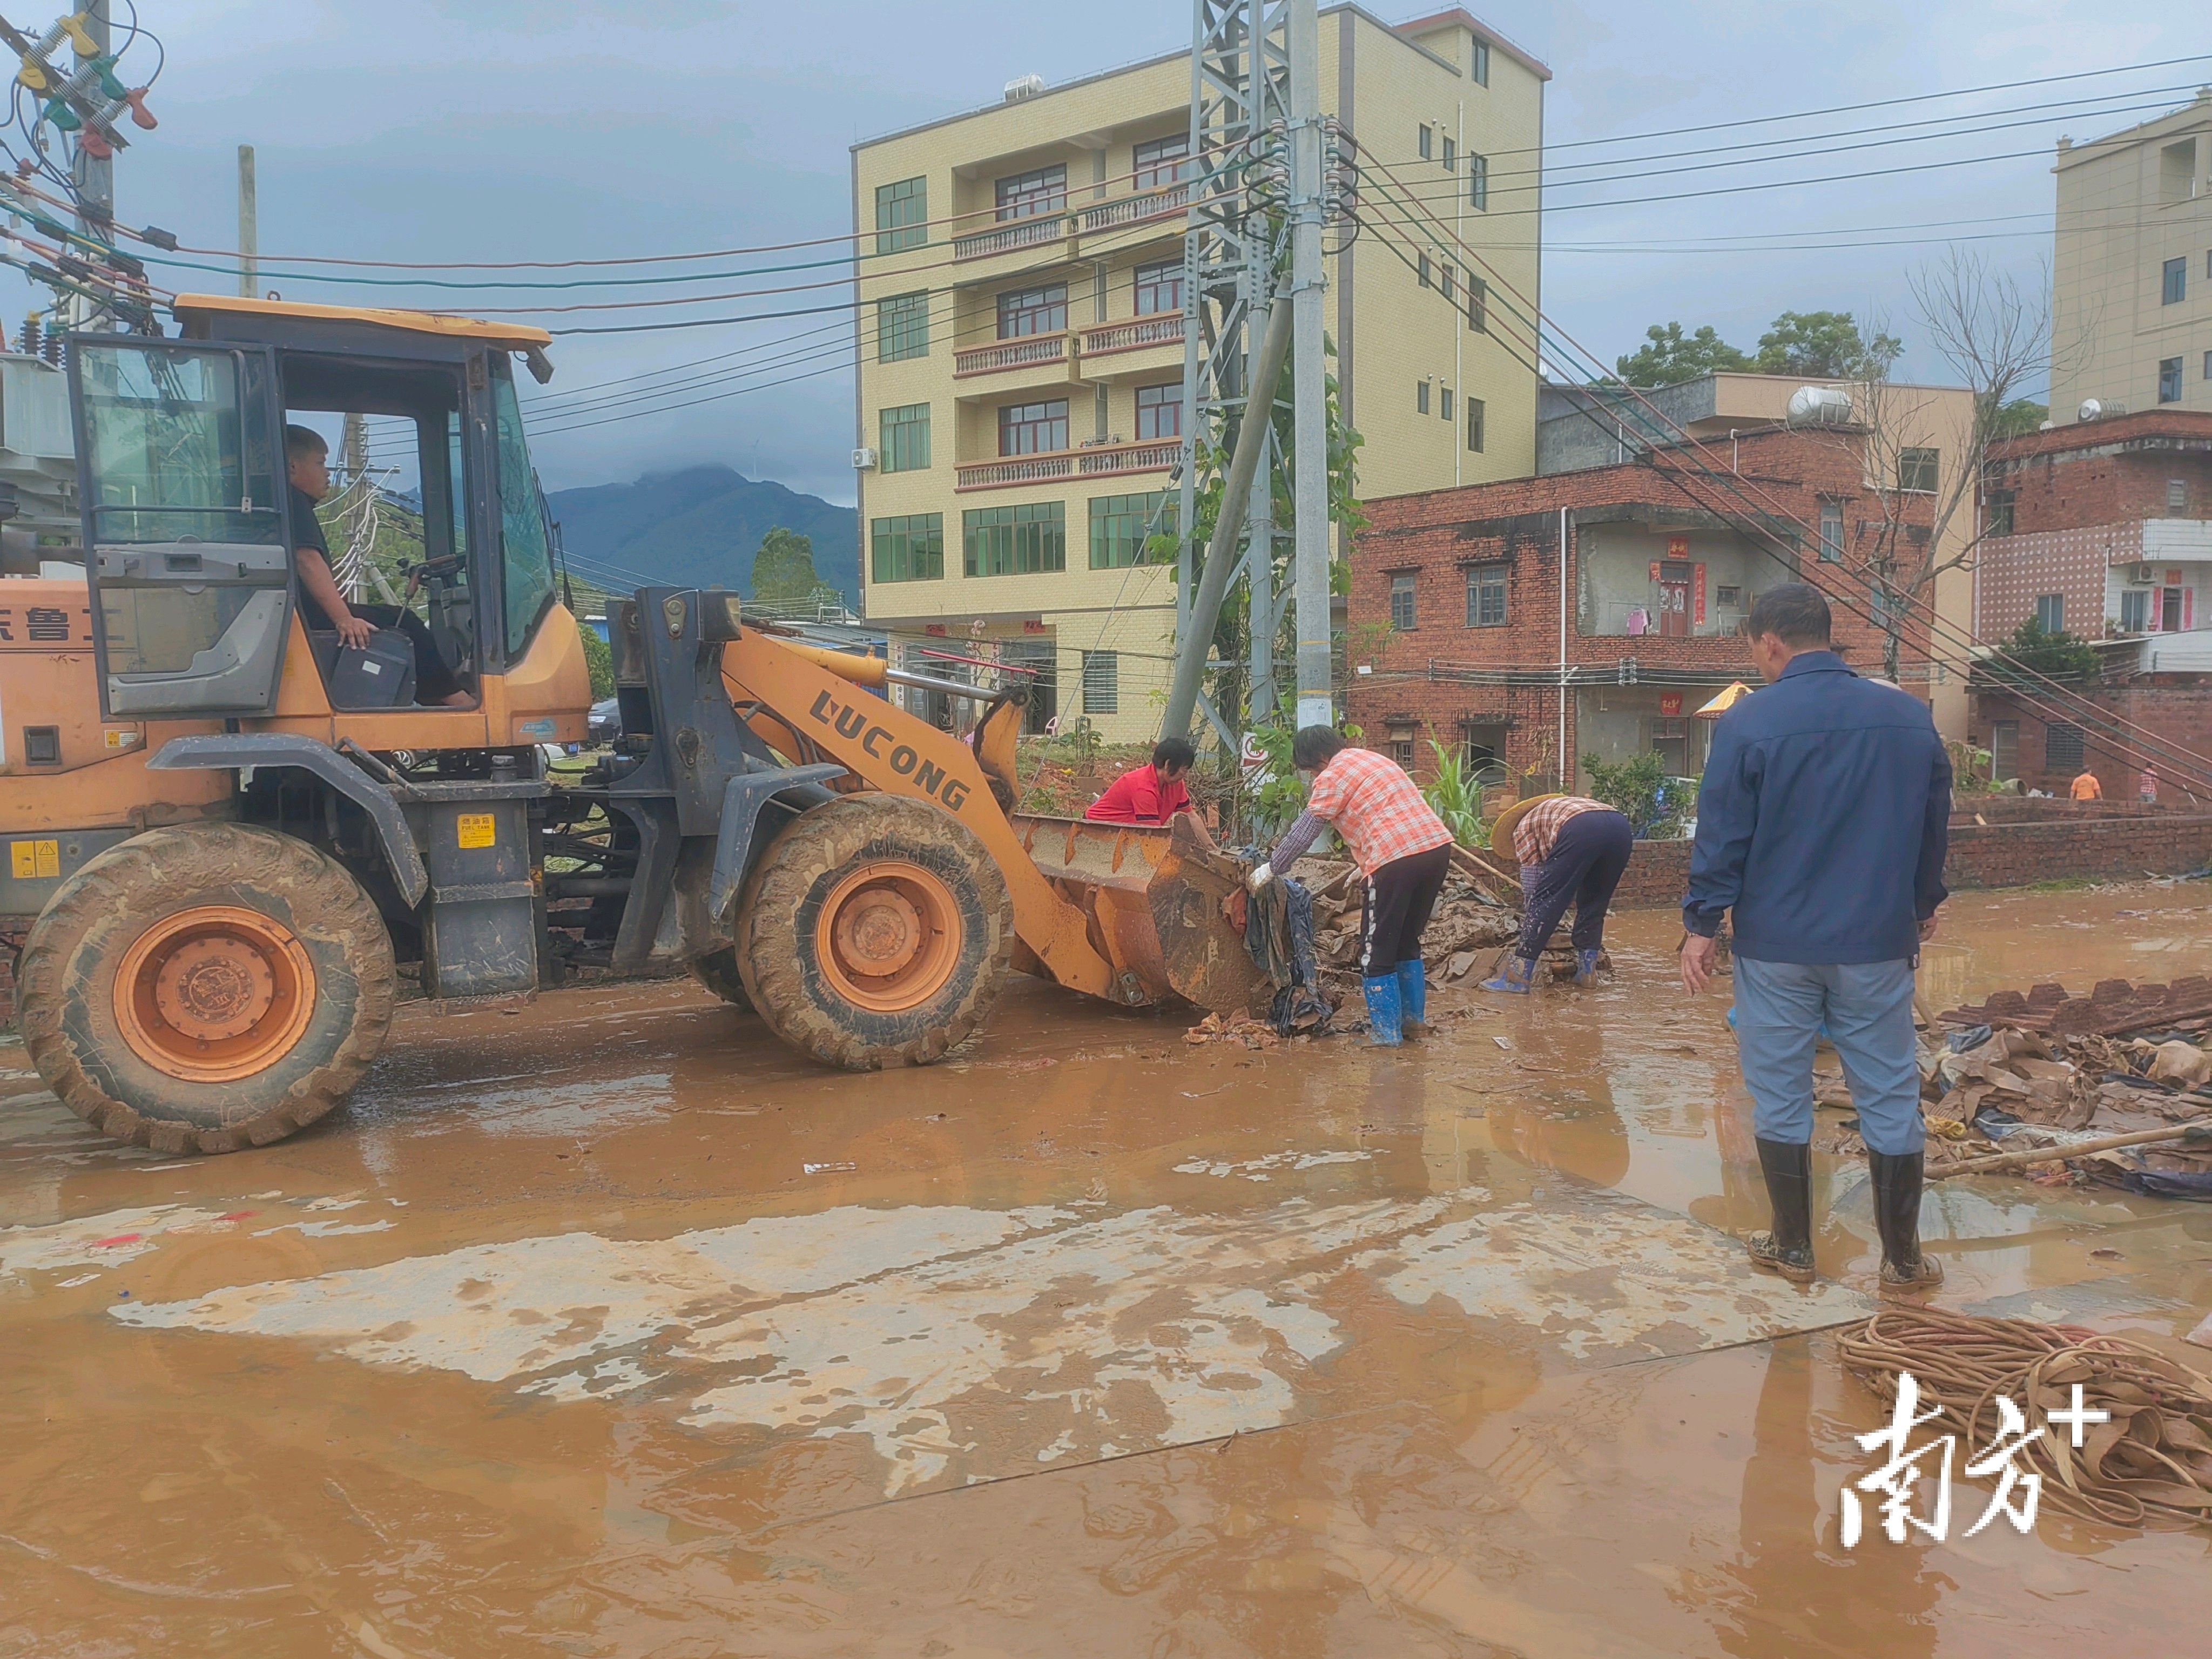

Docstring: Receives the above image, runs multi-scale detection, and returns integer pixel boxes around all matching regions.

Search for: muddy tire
[734,794,1011,1070]
[19,824,397,1155]
[689,947,752,1012]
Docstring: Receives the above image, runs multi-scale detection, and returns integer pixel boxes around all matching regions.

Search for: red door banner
[1659,692,1683,716]
[1694,563,1707,625]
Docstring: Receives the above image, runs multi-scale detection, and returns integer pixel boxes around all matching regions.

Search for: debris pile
[1183,1008,1289,1049]
[1293,857,1521,1001]
[1816,978,2212,1195]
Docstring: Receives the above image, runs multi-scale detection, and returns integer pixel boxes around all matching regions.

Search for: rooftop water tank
[1785,385,1853,427]
[1003,74,1046,102]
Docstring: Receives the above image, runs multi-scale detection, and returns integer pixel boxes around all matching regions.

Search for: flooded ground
[4,884,2210,1657]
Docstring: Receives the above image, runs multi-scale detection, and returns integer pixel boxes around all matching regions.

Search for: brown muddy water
[3,885,2209,1656]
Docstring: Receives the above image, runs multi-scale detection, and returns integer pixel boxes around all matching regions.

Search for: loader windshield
[490,365,556,658]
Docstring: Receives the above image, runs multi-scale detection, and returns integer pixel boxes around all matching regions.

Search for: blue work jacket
[1683,651,1952,963]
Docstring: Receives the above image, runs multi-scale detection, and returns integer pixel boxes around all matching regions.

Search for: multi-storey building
[2052,89,2212,421]
[849,6,1547,741]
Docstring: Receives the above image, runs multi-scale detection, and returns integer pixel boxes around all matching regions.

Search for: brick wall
[1608,811,2212,912]
[1971,684,2212,801]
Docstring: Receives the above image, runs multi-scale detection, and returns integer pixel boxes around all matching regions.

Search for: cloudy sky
[14,1,2198,504]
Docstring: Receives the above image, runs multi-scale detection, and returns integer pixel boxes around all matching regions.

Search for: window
[1440,265,1454,303]
[875,176,927,254]
[964,502,1066,576]
[876,291,928,361]
[2046,721,2086,773]
[871,513,943,583]
[2160,357,2184,403]
[1897,448,1939,493]
[2170,478,2189,513]
[995,164,1066,222]
[2205,349,2212,381]
[1468,154,1488,211]
[1133,258,1182,316]
[1466,397,1485,453]
[1819,500,1844,561]
[1390,572,1418,630]
[491,368,556,659]
[1132,134,1191,190]
[998,398,1068,456]
[1466,564,1506,627]
[1991,720,2019,781]
[1389,728,1416,770]
[1442,136,1456,172]
[1415,380,1429,415]
[2164,257,2188,305]
[1716,584,1743,607]
[2035,592,2065,633]
[1467,275,1487,332]
[2122,588,2152,632]
[2161,140,2197,204]
[879,403,930,473]
[1419,124,1433,160]
[1441,386,1454,422]
[1135,382,1182,440]
[1082,649,1118,714]
[1418,252,1431,288]
[1986,488,2015,536]
[997,284,1067,340]
[1472,39,1490,85]
[1090,491,1171,569]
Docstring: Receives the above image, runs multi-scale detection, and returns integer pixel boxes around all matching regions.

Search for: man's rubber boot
[1574,948,1604,988]
[1480,954,1537,995]
[1747,1138,1816,1283]
[1397,960,1433,1038]
[1869,1150,1944,1295]
[1362,974,1405,1047]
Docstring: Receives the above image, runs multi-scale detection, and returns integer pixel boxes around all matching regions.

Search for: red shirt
[1085,763,1190,825]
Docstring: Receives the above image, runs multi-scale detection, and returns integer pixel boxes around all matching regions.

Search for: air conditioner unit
[2133,563,2155,585]
[851,447,878,470]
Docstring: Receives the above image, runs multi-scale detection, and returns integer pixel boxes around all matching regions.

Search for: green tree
[1992,616,2100,681]
[1582,751,1684,839]
[579,623,615,700]
[1989,397,2047,439]
[1753,311,1901,380]
[750,525,838,606]
[1614,322,1752,386]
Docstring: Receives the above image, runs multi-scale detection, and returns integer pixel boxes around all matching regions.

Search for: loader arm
[717,630,1124,1001]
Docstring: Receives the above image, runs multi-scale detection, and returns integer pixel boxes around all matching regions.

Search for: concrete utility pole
[1287,0,1330,731]
[69,0,111,327]
[237,145,259,299]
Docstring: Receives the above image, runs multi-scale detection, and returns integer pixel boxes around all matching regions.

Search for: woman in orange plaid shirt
[1247,726,1454,1046]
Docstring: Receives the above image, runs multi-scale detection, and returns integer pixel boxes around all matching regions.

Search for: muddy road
[4,885,2210,1657]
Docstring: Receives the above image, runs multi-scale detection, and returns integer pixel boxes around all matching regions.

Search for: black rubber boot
[1869,1150,1944,1295]
[1748,1137,1816,1283]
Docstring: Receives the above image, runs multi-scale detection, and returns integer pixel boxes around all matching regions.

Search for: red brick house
[1345,423,1937,791]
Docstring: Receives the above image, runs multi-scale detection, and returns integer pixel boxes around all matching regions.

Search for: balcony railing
[1079,312,1185,359]
[953,332,1070,379]
[956,436,1181,493]
[1078,183,1189,234]
[953,214,1068,262]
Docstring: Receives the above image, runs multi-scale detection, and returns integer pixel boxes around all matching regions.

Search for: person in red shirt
[1085,738,1210,840]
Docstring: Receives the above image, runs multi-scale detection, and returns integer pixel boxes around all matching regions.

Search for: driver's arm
[298,546,371,649]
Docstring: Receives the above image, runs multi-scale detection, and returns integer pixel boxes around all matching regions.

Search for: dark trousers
[306,597,464,703]
[1518,808,1633,957]
[1359,843,1451,975]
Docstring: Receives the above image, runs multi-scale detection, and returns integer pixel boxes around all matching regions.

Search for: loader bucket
[1008,813,1270,1014]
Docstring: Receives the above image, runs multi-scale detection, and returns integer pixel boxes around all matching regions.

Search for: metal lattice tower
[1175,0,1291,732]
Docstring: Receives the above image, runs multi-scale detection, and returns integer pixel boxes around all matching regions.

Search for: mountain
[545,465,857,604]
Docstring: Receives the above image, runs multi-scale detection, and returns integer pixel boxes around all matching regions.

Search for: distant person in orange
[1085,738,1212,844]
[2069,768,2103,801]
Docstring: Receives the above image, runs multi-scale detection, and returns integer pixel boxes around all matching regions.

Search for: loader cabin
[72,295,582,746]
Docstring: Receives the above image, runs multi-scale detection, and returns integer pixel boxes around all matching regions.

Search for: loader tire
[689,947,753,1012]
[734,794,1011,1071]
[19,824,397,1155]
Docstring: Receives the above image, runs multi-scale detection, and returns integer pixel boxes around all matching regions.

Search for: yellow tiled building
[849,5,1547,740]
[2053,90,2212,419]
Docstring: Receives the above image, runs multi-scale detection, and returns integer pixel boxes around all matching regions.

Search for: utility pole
[237,145,259,299]
[1287,0,1330,731]
[69,0,111,328]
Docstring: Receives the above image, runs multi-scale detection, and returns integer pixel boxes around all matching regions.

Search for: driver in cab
[286,424,470,708]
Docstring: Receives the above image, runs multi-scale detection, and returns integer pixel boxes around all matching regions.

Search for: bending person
[286,424,470,708]
[1481,793,1634,993]
[1250,726,1453,1047]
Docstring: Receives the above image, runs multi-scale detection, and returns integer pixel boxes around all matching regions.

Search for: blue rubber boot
[1574,948,1604,987]
[1362,973,1405,1046]
[1480,954,1536,995]
[1396,960,1431,1037]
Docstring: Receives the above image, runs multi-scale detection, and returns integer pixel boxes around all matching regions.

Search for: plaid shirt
[1304,746,1454,876]
[1512,795,1613,866]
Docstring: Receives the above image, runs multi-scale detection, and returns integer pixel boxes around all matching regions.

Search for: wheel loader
[0,295,1264,1155]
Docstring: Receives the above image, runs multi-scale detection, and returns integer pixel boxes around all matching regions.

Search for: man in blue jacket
[1679,584,1951,1295]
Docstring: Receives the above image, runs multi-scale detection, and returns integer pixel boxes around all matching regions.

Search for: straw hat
[1488,793,1564,856]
